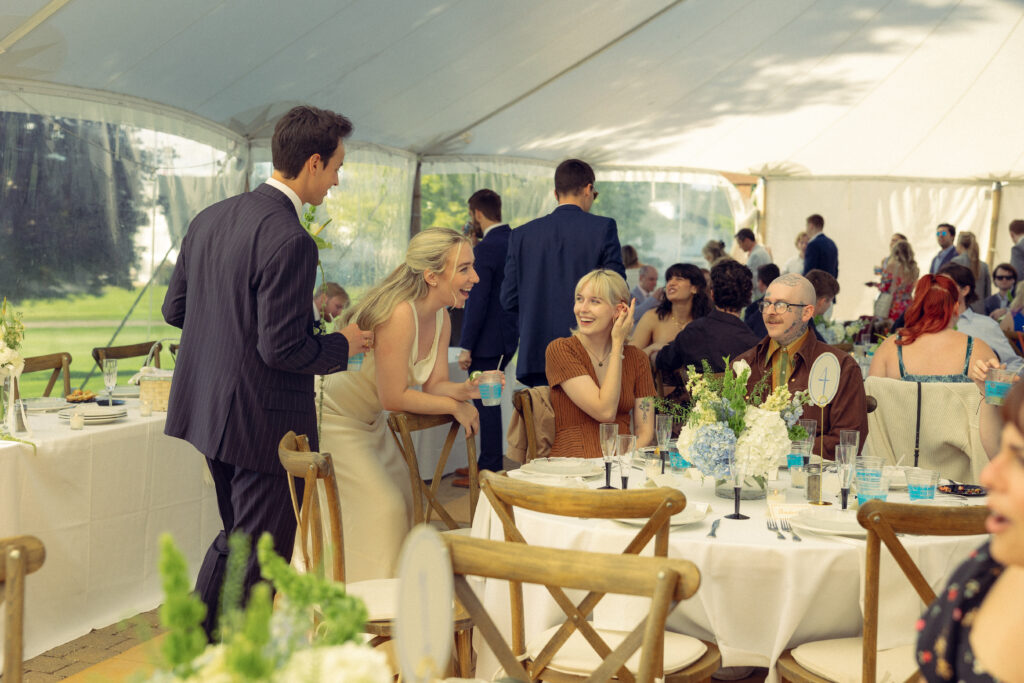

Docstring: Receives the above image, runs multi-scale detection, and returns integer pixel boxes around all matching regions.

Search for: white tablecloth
[0,400,221,667]
[470,471,986,681]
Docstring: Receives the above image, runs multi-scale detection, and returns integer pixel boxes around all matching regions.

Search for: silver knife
[706,518,721,538]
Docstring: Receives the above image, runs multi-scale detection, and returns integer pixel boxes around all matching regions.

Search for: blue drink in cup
[856,455,886,505]
[985,367,1015,406]
[478,370,503,407]
[906,468,938,501]
[348,353,364,371]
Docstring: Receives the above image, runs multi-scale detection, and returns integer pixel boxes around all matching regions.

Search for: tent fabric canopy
[2,0,1023,179]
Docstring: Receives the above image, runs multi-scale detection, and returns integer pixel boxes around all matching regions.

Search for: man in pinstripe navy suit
[163,106,369,637]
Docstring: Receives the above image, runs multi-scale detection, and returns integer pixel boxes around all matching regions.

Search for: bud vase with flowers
[671,358,811,498]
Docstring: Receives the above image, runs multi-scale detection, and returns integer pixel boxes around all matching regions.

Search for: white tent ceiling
[2,0,1023,179]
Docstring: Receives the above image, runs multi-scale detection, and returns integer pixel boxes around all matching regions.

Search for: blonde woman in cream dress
[315,228,493,582]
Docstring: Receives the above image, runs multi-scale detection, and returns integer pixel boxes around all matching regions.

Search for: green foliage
[301,205,334,250]
[216,531,251,642]
[223,582,275,680]
[157,534,208,676]
[256,533,369,646]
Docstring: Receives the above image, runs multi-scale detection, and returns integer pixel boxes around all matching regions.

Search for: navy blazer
[803,232,838,278]
[460,225,518,360]
[163,184,349,475]
[500,204,625,382]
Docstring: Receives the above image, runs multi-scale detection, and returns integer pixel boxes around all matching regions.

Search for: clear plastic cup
[985,367,1016,406]
[856,455,886,504]
[478,370,503,407]
[906,468,939,501]
[639,447,661,480]
[787,441,810,469]
[348,352,364,371]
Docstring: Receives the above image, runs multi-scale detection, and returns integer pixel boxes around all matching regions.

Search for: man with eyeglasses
[929,223,958,274]
[501,158,625,387]
[736,273,868,459]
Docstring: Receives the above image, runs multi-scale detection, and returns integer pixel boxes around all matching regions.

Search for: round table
[469,468,986,681]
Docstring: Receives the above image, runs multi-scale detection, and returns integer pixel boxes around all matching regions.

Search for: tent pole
[759,176,768,246]
[410,159,422,237]
[985,181,1002,267]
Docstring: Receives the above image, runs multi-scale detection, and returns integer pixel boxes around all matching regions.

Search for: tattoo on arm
[640,398,652,423]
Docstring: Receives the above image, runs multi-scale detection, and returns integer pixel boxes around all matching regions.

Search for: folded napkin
[128,366,174,385]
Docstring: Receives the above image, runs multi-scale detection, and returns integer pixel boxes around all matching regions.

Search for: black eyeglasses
[759,300,811,314]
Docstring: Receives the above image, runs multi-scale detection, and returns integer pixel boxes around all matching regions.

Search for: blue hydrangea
[687,422,736,479]
[780,403,803,428]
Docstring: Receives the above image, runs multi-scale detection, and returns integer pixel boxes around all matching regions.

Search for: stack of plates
[57,404,128,425]
[518,458,605,478]
[16,397,67,413]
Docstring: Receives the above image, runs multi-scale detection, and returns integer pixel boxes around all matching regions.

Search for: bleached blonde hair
[354,228,470,331]
[570,269,631,341]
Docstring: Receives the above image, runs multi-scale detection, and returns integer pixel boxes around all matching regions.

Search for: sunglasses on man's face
[995,275,1015,281]
[936,231,949,237]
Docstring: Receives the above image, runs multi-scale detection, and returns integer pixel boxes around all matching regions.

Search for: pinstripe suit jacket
[163,183,349,474]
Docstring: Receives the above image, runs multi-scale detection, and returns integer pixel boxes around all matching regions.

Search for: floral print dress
[916,542,1003,681]
[879,271,914,321]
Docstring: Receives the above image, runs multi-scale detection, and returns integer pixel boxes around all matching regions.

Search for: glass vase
[715,477,767,500]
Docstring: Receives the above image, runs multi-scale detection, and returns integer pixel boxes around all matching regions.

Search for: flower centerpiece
[147,532,389,683]
[672,358,810,498]
[815,316,864,346]
[1,297,27,436]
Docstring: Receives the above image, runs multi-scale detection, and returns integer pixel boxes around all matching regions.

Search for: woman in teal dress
[869,274,995,382]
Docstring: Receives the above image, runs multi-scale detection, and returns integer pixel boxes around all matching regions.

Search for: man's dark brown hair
[554,159,595,197]
[272,105,354,179]
[468,189,502,222]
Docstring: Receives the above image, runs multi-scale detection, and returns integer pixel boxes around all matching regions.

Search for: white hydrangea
[278,643,391,683]
[0,342,23,375]
[734,405,789,478]
[675,423,696,459]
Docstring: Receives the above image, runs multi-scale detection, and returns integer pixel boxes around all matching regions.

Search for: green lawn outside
[11,286,179,397]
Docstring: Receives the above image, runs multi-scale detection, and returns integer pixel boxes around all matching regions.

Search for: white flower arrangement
[0,298,25,377]
[670,359,811,486]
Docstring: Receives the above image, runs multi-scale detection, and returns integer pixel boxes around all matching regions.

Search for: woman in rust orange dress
[545,269,656,458]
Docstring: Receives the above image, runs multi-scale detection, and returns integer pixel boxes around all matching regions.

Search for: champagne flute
[599,423,617,490]
[655,414,672,474]
[615,434,636,489]
[836,444,856,510]
[103,359,118,404]
[840,430,860,459]
[725,450,749,520]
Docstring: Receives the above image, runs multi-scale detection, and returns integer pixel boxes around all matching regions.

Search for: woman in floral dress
[877,239,918,321]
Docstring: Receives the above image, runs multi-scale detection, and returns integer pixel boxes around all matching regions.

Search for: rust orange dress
[545,335,656,458]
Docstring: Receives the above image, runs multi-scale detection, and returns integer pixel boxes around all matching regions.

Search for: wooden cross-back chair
[444,533,714,683]
[386,412,478,529]
[91,341,161,369]
[2,535,46,683]
[16,352,72,399]
[512,389,540,462]
[777,500,988,683]
[277,431,474,674]
[479,471,720,682]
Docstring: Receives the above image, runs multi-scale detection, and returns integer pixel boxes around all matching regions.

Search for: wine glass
[599,423,618,490]
[102,359,118,404]
[655,414,672,474]
[615,434,636,490]
[724,450,749,520]
[840,430,861,459]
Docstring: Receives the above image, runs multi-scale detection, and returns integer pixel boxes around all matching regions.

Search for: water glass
[639,447,661,481]
[787,440,810,469]
[798,419,817,445]
[906,468,939,501]
[478,370,503,407]
[856,455,886,504]
[985,367,1016,406]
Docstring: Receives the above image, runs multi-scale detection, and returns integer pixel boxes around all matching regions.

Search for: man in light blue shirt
[940,262,1023,372]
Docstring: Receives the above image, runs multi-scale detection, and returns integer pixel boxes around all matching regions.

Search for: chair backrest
[857,501,987,683]
[277,431,344,583]
[511,389,540,462]
[386,412,478,528]
[2,535,46,683]
[17,352,72,398]
[443,533,700,683]
[169,343,180,361]
[91,341,161,369]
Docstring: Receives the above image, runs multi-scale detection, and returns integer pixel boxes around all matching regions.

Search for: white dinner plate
[790,508,866,538]
[520,458,604,477]
[58,405,128,420]
[111,385,141,398]
[16,397,68,413]
[614,503,710,527]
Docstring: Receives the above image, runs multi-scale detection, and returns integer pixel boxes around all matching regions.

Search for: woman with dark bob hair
[632,263,712,360]
[869,274,994,382]
[915,374,1024,681]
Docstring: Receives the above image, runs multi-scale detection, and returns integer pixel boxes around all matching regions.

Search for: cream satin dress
[315,303,443,582]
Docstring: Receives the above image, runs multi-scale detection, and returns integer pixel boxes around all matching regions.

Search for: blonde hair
[570,269,631,341]
[890,240,919,282]
[354,228,470,331]
[957,231,981,280]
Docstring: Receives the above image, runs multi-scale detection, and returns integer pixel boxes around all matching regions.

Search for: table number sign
[395,525,453,683]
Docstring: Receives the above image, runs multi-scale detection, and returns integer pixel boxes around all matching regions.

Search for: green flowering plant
[147,532,384,683]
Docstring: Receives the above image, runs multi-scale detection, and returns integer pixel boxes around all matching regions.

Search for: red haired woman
[869,274,995,382]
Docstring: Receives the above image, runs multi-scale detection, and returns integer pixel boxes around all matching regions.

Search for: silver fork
[780,518,802,542]
[766,518,786,540]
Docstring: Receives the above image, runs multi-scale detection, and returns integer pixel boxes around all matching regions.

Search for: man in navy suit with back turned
[455,189,518,483]
[162,106,370,638]
[802,213,838,279]
[501,159,625,387]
